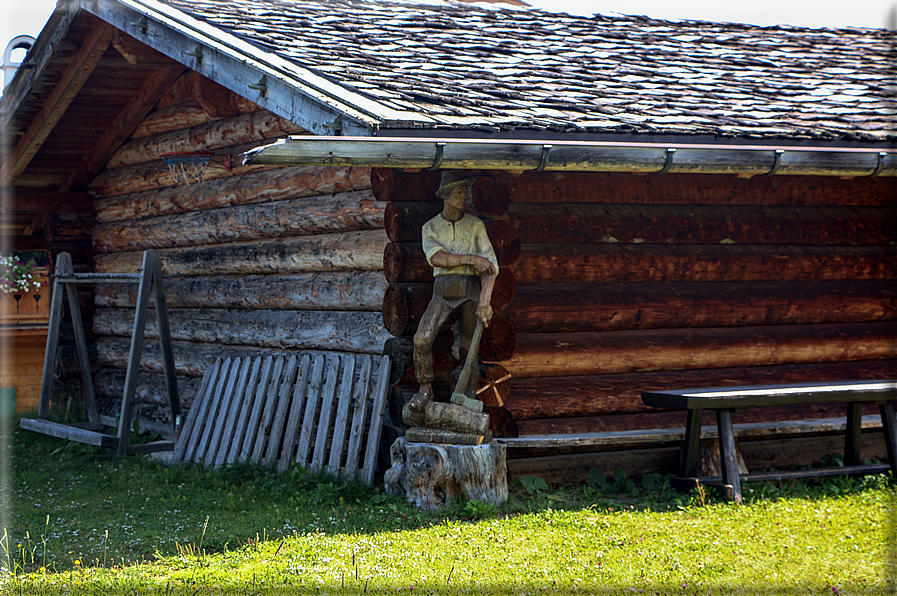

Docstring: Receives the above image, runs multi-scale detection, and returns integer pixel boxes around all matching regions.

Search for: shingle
[162,0,896,142]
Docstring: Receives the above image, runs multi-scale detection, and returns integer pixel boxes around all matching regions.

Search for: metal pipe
[244,136,895,178]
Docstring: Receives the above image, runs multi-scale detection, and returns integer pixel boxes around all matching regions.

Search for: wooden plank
[206,357,247,466]
[116,250,155,456]
[327,355,357,473]
[239,356,275,463]
[277,355,313,472]
[2,22,115,183]
[38,255,69,418]
[642,380,897,410]
[190,358,233,463]
[343,357,373,477]
[20,418,118,449]
[172,358,219,461]
[4,192,92,213]
[148,250,181,429]
[128,441,175,455]
[295,355,327,468]
[362,355,392,486]
[311,356,342,471]
[227,357,265,465]
[250,356,286,463]
[262,355,299,467]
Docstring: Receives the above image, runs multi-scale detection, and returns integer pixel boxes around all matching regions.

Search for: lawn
[2,419,895,595]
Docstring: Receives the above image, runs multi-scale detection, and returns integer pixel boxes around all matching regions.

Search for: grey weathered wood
[362,355,392,486]
[64,280,99,422]
[172,358,219,461]
[238,356,274,463]
[845,402,864,466]
[227,357,265,465]
[38,254,69,418]
[214,357,253,467]
[19,419,119,449]
[277,355,313,472]
[327,356,357,473]
[295,355,327,467]
[716,409,742,504]
[149,251,182,431]
[128,441,177,455]
[207,357,245,466]
[251,356,287,463]
[191,358,233,463]
[344,357,373,477]
[263,356,299,467]
[311,357,342,470]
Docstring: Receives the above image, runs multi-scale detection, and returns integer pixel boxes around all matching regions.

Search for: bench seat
[641,380,897,503]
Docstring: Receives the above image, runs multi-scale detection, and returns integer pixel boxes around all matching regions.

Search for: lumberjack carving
[407,178,499,415]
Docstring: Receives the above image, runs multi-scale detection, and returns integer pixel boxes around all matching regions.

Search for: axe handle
[453,319,485,398]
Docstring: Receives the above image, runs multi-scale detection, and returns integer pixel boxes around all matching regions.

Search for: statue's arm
[429,250,495,275]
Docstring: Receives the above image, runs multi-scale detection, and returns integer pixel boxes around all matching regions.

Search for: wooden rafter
[21,213,47,236]
[61,65,186,191]
[0,22,115,185]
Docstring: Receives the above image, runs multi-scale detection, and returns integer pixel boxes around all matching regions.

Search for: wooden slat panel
[262,356,299,467]
[204,357,243,465]
[192,358,235,463]
[295,355,327,468]
[213,358,252,467]
[226,356,265,465]
[327,356,357,473]
[250,356,286,463]
[344,357,373,477]
[362,355,392,486]
[171,358,219,461]
[311,356,342,470]
[277,355,313,472]
[238,356,275,463]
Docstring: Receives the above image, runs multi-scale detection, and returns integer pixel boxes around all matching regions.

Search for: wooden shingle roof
[163,0,896,143]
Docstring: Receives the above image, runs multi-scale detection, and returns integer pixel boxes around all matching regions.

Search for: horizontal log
[93,307,392,354]
[88,157,274,198]
[385,202,442,242]
[371,168,442,202]
[501,322,897,378]
[508,280,897,334]
[487,171,897,207]
[108,110,304,169]
[51,212,94,238]
[480,311,518,362]
[505,360,897,421]
[509,203,895,245]
[95,336,343,377]
[94,272,388,311]
[94,229,389,275]
[510,244,896,284]
[93,191,385,252]
[130,102,219,139]
[94,367,202,408]
[383,270,515,336]
[94,165,372,222]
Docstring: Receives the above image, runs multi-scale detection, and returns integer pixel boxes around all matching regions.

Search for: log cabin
[1,0,894,481]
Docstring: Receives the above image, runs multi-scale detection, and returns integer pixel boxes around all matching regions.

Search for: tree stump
[384,438,507,510]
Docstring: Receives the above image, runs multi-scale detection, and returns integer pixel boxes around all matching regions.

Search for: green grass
[2,420,895,595]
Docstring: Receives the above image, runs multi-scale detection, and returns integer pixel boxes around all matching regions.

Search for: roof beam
[61,64,186,191]
[1,21,115,185]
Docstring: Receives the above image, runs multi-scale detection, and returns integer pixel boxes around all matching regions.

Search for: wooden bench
[642,380,897,503]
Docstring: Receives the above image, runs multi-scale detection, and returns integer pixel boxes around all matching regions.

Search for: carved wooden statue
[387,176,507,510]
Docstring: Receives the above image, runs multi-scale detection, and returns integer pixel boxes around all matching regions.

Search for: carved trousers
[413,275,479,386]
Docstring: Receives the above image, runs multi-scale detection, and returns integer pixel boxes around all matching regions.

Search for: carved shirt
[422,213,499,278]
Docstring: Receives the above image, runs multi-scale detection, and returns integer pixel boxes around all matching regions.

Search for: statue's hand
[477,303,493,327]
[471,256,496,276]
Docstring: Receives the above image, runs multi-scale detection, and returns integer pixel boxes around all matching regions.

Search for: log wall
[87,71,389,422]
[375,168,897,440]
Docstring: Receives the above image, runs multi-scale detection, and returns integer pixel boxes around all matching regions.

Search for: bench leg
[880,400,897,477]
[681,408,703,479]
[845,402,863,466]
[716,409,742,504]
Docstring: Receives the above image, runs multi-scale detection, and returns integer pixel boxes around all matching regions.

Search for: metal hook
[867,152,888,178]
[531,145,552,172]
[764,149,785,176]
[426,142,446,170]
[657,148,676,174]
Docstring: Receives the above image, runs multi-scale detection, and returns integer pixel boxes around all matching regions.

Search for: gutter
[244,136,896,178]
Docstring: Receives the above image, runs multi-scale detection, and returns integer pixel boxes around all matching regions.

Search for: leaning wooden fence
[173,353,391,485]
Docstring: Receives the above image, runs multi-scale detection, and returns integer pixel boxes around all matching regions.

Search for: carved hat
[435,178,472,201]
